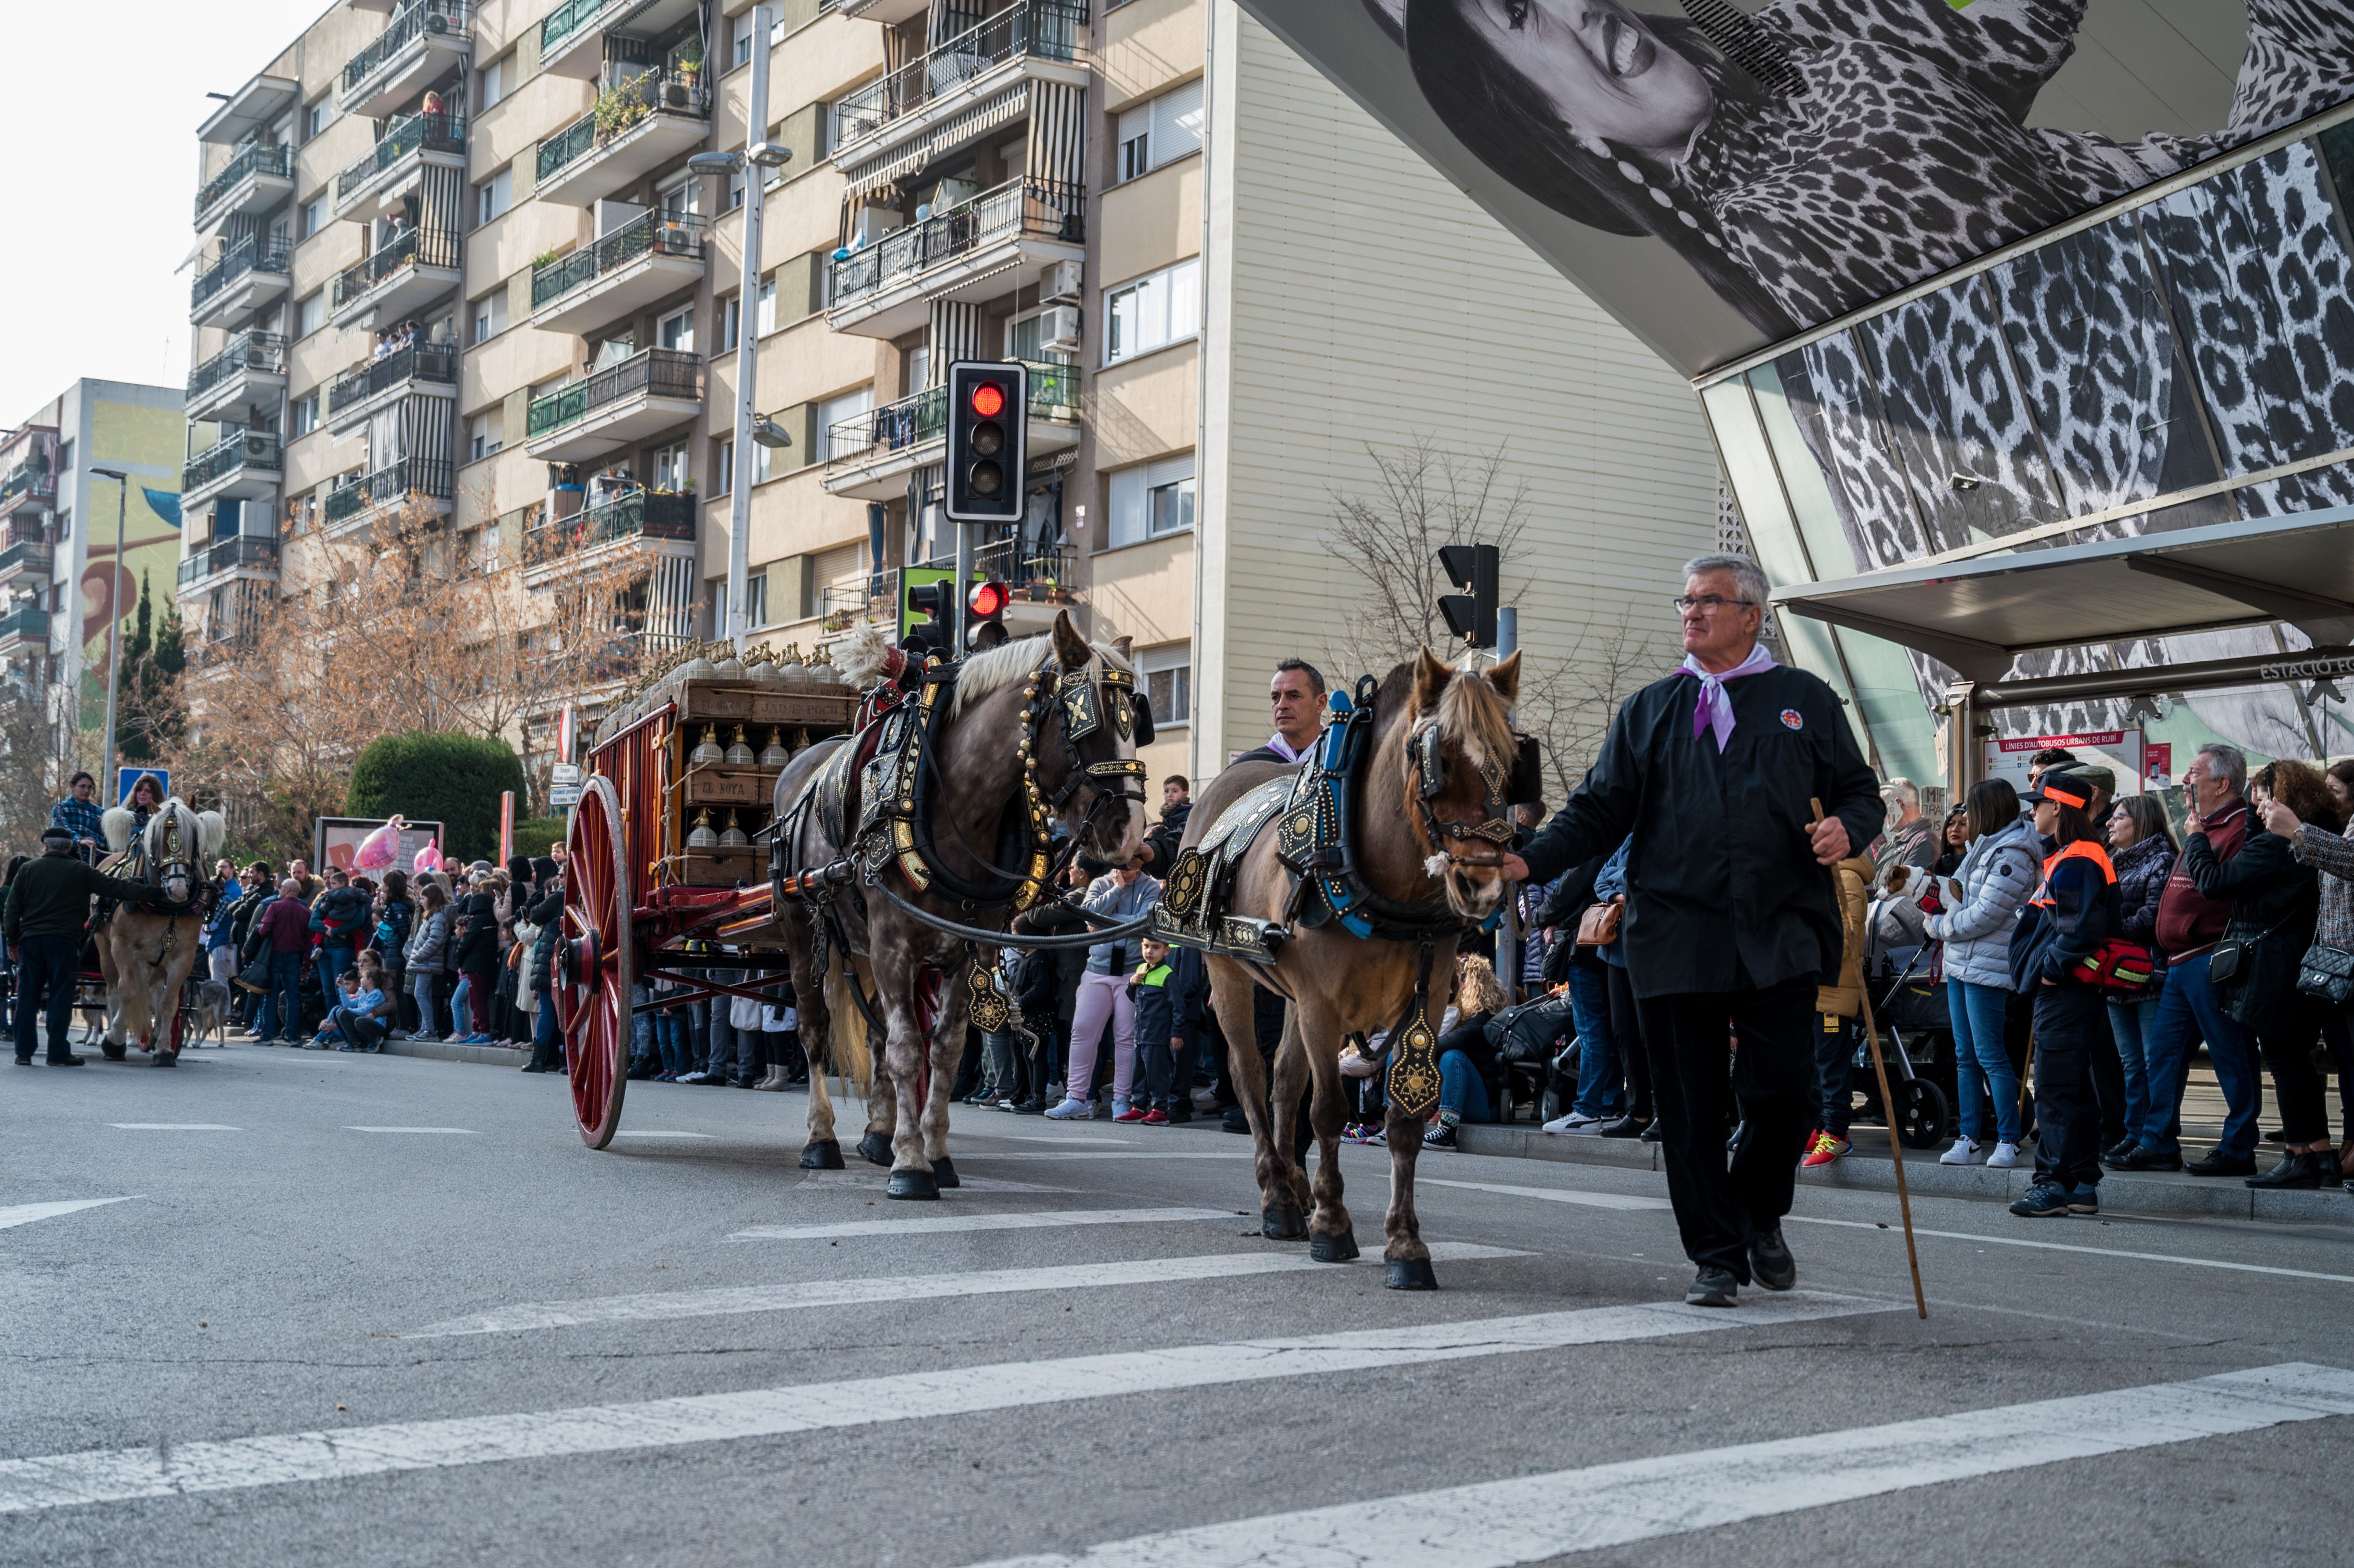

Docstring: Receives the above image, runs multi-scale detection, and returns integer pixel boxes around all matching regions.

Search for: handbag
[2296,944,2354,1005]
[1574,896,1624,948]
[1483,992,1576,1063]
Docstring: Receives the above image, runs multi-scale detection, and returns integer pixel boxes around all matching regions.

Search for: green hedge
[514,814,568,859]
[345,732,528,863]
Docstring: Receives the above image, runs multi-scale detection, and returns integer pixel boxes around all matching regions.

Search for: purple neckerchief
[1678,644,1778,752]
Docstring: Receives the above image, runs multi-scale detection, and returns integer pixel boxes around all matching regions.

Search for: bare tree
[1319,439,1532,684]
[1514,600,1680,805]
[0,673,66,854]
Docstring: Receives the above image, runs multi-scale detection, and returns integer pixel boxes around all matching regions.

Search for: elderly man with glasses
[1503,554,1881,1308]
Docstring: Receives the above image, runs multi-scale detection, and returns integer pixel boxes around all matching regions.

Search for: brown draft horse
[1186,649,1521,1287]
[95,800,224,1066]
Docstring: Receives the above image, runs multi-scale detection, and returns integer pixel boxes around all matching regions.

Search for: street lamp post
[89,466,132,804]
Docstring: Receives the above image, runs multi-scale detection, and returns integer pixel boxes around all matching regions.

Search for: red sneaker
[1141,1108,1169,1125]
[1113,1106,1149,1123]
[1801,1131,1850,1168]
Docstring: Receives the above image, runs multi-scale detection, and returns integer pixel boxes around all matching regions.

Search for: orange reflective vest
[2030,839,2115,908]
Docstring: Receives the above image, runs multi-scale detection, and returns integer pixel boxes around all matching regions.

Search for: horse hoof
[154,1053,178,1068]
[1384,1258,1439,1291]
[100,1042,126,1061]
[799,1139,844,1170]
[1310,1227,1359,1263]
[929,1156,959,1188]
[886,1169,939,1200]
[857,1132,894,1167]
[1261,1204,1307,1241]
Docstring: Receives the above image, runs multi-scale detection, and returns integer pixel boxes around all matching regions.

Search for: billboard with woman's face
[1251,0,2354,376]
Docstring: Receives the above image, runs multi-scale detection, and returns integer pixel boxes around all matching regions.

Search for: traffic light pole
[952,521,974,655]
[724,3,774,655]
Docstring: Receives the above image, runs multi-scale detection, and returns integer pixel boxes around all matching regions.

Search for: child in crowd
[1127,937,1181,1126]
[320,967,393,1052]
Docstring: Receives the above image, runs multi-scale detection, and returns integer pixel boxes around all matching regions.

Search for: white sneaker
[1940,1136,1986,1166]
[1541,1111,1600,1135]
[1042,1097,1091,1120]
[1985,1140,2023,1168]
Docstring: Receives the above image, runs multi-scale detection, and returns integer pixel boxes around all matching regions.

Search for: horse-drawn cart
[552,662,860,1147]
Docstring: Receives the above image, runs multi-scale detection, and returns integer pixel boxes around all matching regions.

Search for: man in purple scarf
[1506,555,1882,1308]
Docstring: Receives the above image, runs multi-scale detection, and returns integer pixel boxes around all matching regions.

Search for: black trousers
[2031,984,2106,1191]
[12,935,79,1062]
[2251,996,2331,1145]
[1636,979,1816,1279]
[1604,961,1652,1122]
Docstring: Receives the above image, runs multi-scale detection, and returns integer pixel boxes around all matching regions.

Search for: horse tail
[822,956,875,1097]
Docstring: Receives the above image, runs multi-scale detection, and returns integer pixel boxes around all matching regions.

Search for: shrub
[345,732,527,863]
[514,814,568,859]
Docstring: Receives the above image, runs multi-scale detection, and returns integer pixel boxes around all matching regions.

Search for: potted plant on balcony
[594,79,652,145]
[674,40,702,98]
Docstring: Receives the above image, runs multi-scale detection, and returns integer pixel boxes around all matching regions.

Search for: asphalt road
[6,1044,2353,1567]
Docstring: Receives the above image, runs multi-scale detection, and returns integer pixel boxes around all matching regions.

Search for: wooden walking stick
[1816,800,1928,1319]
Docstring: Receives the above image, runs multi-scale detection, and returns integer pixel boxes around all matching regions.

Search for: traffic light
[904,573,955,651]
[945,361,1027,524]
[1437,543,1499,649]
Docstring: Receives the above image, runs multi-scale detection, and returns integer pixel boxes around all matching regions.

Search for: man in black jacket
[7,827,175,1065]
[1505,557,1881,1307]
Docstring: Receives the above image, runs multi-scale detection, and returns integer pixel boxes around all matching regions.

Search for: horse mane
[1377,650,1516,769]
[101,807,137,853]
[141,800,228,864]
[952,632,1132,715]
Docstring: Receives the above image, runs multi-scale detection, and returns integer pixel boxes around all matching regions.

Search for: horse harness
[1152,675,1513,1117]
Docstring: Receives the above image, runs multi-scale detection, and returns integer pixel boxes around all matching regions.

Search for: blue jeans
[2105,992,2160,1149]
[629,983,653,1066]
[2139,951,2260,1159]
[258,951,306,1040]
[656,1010,690,1076]
[1947,979,2020,1145]
[316,945,354,1016]
[530,993,562,1068]
[1438,1049,1493,1124]
[1814,1012,1856,1137]
[1566,958,1624,1119]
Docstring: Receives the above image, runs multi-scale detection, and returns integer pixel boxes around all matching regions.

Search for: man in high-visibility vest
[2006,775,2123,1219]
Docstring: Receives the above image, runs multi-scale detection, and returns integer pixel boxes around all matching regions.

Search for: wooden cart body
[554,677,859,1145]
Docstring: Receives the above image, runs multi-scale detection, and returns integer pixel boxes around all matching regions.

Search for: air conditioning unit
[1042,259,1082,302]
[1039,305,1081,355]
[655,222,692,252]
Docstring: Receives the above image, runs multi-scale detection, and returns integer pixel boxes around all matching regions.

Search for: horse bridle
[1408,722,1514,869]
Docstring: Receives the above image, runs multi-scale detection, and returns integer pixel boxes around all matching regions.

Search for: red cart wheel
[559,775,634,1148]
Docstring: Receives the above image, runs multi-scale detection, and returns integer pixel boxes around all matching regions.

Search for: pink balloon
[412,842,443,873]
[355,817,403,870]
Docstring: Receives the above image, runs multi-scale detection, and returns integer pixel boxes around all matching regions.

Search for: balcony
[975,538,1076,630]
[533,68,709,208]
[182,430,282,511]
[326,340,457,435]
[0,463,56,517]
[194,141,294,230]
[823,360,1079,500]
[530,212,704,335]
[524,347,702,464]
[0,538,55,589]
[322,456,455,532]
[175,534,280,595]
[538,0,703,79]
[339,0,473,119]
[827,178,1083,338]
[185,331,288,423]
[830,3,1087,174]
[520,487,694,585]
[0,605,49,650]
[330,225,461,331]
[190,236,292,330]
[836,0,928,22]
[333,111,465,221]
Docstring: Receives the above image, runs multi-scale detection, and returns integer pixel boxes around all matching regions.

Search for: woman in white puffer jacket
[1923,779,2041,1167]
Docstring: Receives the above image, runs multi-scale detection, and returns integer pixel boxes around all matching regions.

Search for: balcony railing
[526,348,702,439]
[194,141,292,224]
[176,534,279,589]
[535,68,708,185]
[332,225,461,309]
[0,539,55,581]
[322,456,455,525]
[0,463,57,507]
[829,178,1082,307]
[972,537,1075,600]
[184,430,282,493]
[531,212,702,311]
[523,488,695,568]
[0,605,50,643]
[327,341,458,417]
[831,1,1086,149]
[827,360,1076,467]
[191,236,292,310]
[336,111,466,202]
[342,0,472,97]
[187,331,287,401]
[538,0,632,54]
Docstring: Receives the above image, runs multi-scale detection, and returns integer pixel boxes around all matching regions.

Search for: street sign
[551,762,581,785]
[1982,728,2145,796]
[117,767,168,806]
[549,783,583,808]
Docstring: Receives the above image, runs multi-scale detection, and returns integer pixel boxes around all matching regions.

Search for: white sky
[0,0,333,425]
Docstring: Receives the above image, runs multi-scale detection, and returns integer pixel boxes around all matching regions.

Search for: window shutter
[1152,81,1204,166]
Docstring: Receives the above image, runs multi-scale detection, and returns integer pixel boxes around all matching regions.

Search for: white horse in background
[95,799,225,1066]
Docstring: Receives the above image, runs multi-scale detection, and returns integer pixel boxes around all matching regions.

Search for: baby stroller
[1849,886,1957,1149]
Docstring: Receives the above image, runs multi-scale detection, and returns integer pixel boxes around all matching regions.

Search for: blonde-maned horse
[95,800,224,1066]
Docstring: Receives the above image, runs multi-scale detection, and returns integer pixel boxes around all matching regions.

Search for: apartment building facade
[184,0,1717,790]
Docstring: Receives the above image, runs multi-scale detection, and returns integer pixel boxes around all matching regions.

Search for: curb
[381,1039,533,1068]
[1453,1122,2354,1225]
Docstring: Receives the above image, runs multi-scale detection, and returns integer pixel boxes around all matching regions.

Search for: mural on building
[75,397,186,757]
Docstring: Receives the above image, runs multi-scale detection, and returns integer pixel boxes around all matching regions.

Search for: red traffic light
[969,381,1006,419]
[967,580,1009,618]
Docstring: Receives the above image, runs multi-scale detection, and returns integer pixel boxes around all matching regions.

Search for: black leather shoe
[1686,1266,1739,1308]
[1749,1226,1796,1291]
[1640,1121,1664,1144]
[2245,1150,2332,1190]
[13,1056,31,1066]
[1221,1106,1253,1134]
[2104,1142,2182,1172]
[1598,1115,1651,1139]
[2100,1136,2138,1164]
[47,1054,85,1066]
[2185,1150,2257,1178]
[520,1063,551,1073]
